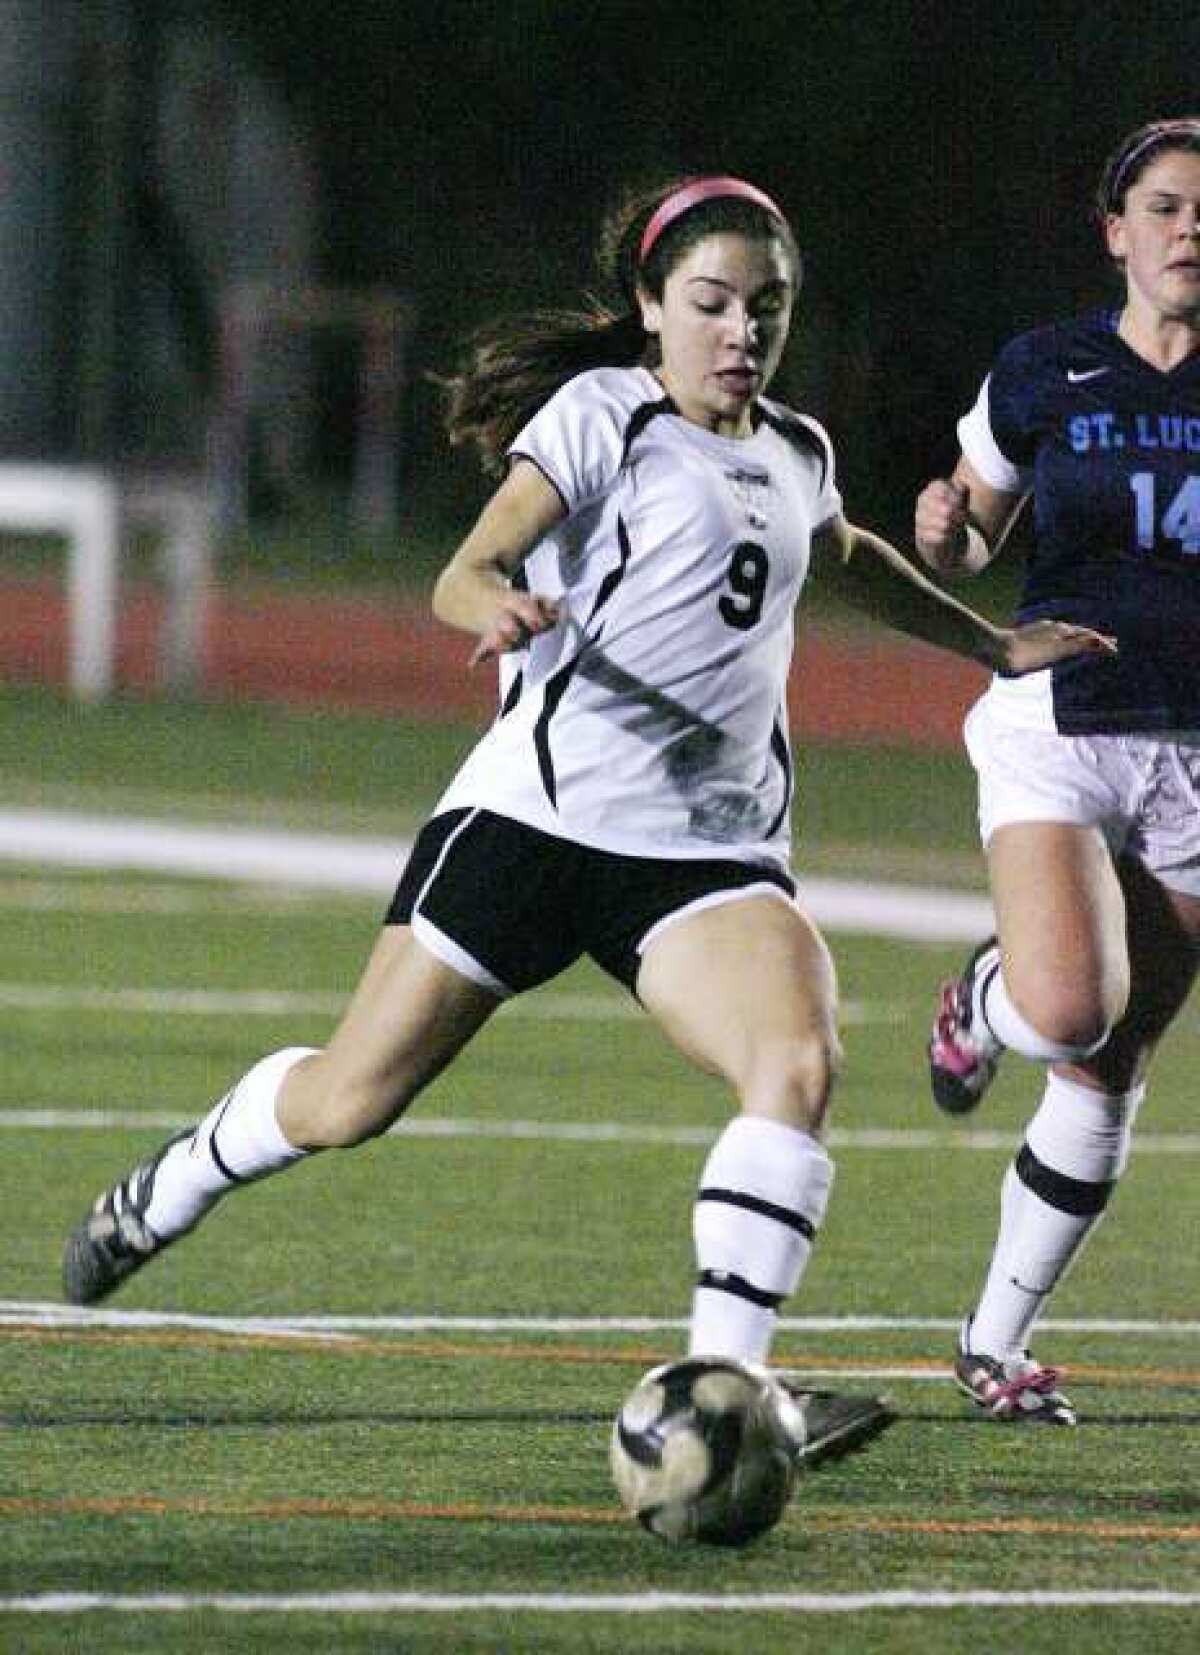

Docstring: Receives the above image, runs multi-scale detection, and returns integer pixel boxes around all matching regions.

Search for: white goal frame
[0,464,212,701]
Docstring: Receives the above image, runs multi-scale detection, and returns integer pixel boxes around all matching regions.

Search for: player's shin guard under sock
[977,965,1109,1065]
[967,1072,1143,1360]
[688,1115,834,1364]
[141,1047,318,1240]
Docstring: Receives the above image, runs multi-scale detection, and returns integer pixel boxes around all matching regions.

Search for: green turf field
[2,688,1197,1652]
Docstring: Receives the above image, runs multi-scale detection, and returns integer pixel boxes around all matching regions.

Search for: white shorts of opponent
[964,684,1200,900]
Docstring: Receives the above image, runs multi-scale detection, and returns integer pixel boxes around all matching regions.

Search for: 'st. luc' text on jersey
[959,310,1200,734]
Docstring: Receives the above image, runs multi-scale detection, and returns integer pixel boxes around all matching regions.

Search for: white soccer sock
[689,1115,834,1364]
[976,959,1109,1064]
[967,1072,1142,1361]
[142,1047,317,1240]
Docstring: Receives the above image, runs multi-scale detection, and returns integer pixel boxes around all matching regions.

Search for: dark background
[218,0,1197,534]
[7,0,1200,548]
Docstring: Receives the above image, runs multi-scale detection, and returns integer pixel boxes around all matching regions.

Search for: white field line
[0,983,352,1017]
[0,982,876,1023]
[0,807,994,940]
[1,980,1192,1045]
[5,1301,1200,1338]
[0,810,408,894]
[4,1107,1200,1158]
[0,981,897,1025]
[4,1590,1200,1616]
[0,878,350,913]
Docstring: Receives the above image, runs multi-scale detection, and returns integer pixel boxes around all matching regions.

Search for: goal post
[0,464,119,701]
[0,463,213,701]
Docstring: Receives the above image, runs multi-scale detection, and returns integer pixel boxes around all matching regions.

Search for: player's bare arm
[914,456,1027,577]
[811,513,1115,675]
[432,458,566,660]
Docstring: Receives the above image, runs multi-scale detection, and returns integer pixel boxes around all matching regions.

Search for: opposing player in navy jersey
[919,118,1200,1425]
[62,174,1105,1470]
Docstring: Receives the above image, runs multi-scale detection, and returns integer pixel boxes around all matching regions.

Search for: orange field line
[1,1495,1198,1544]
[801,1513,1200,1544]
[3,1324,663,1364]
[5,1323,1200,1388]
[0,1494,623,1526]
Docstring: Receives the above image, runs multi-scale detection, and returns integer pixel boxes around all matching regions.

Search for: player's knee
[743,1028,841,1131]
[289,1075,410,1150]
[1013,978,1114,1058]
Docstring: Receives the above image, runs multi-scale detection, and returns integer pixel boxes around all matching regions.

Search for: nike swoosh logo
[1066,367,1110,383]
[1008,1276,1049,1298]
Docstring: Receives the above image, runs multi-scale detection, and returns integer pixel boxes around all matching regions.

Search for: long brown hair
[439,177,800,474]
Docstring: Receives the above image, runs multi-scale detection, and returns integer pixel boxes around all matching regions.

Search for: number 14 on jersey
[1129,473,1200,556]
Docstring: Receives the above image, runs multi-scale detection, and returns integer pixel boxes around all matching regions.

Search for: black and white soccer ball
[610,1356,797,1546]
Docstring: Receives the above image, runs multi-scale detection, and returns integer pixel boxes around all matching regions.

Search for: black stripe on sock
[696,1269,783,1310]
[696,1186,817,1242]
[206,1093,247,1186]
[977,958,1004,1045]
[1015,1141,1115,1217]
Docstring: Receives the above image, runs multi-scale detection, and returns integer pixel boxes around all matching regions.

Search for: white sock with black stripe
[141,1047,316,1240]
[688,1115,834,1363]
[967,1071,1143,1361]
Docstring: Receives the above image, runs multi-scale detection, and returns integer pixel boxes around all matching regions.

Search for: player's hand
[914,479,972,569]
[469,593,561,668]
[997,619,1118,676]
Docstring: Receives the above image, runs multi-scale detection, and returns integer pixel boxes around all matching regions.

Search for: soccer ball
[609,1356,797,1546]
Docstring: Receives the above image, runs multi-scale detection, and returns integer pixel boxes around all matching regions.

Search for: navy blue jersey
[962,310,1200,733]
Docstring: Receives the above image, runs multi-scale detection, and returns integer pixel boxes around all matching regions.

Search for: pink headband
[639,176,786,264]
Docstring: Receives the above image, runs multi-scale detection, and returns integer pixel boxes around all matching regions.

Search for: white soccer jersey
[435,365,842,866]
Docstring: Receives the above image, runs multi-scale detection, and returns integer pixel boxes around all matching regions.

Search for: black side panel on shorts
[386,809,587,991]
[384,810,472,926]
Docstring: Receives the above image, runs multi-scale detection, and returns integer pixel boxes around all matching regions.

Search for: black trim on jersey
[764,718,792,841]
[499,669,524,717]
[533,513,637,806]
[757,405,830,491]
[1015,1142,1115,1217]
[618,394,677,470]
[696,1186,817,1241]
[696,1269,784,1310]
[587,511,635,626]
[533,659,576,807]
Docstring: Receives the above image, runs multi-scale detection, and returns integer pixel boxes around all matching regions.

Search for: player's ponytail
[439,303,648,475]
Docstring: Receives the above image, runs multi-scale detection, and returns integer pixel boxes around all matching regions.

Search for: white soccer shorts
[964,691,1200,898]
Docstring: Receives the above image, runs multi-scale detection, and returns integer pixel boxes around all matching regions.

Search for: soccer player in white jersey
[62,173,1109,1469]
[918,118,1200,1424]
